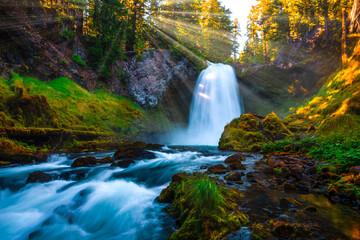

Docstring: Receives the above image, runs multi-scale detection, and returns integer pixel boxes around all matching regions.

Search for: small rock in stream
[26,171,52,183]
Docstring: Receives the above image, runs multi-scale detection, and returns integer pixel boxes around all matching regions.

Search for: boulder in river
[225,153,245,164]
[207,164,227,174]
[228,162,246,170]
[113,141,162,160]
[26,171,52,183]
[111,159,135,168]
[97,156,114,164]
[279,197,301,210]
[71,156,97,167]
[225,172,243,182]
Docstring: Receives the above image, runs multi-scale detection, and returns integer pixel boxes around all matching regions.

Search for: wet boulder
[227,162,246,170]
[225,172,243,182]
[224,227,253,240]
[207,164,227,174]
[71,156,97,167]
[26,171,52,183]
[111,159,135,168]
[97,156,114,164]
[225,153,245,164]
[279,197,301,210]
[113,141,161,160]
[269,220,296,238]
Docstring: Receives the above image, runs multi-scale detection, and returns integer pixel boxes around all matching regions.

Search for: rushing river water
[1,147,360,240]
[0,147,237,240]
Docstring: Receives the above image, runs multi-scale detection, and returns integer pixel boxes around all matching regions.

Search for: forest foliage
[241,0,354,64]
[39,0,239,74]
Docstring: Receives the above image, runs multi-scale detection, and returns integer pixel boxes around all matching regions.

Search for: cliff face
[122,50,197,108]
[0,0,93,85]
[0,0,199,125]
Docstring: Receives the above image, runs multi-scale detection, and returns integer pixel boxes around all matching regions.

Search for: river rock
[111,159,135,168]
[26,171,52,183]
[71,156,97,167]
[207,164,227,174]
[279,197,301,210]
[225,153,245,164]
[225,172,243,182]
[284,182,296,193]
[228,162,246,170]
[224,227,253,240]
[97,156,114,164]
[269,220,296,238]
[113,141,161,160]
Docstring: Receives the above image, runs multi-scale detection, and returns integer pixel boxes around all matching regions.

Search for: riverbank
[159,151,360,240]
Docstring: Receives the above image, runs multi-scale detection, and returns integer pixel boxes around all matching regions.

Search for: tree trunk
[343,9,349,65]
[264,32,268,64]
[350,0,360,33]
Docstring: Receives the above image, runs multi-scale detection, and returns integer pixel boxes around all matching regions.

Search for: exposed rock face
[122,50,198,110]
[0,0,95,86]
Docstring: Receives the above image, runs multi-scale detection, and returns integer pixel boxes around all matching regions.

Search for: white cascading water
[174,62,242,146]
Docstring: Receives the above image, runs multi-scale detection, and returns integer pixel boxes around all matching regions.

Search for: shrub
[135,53,143,62]
[72,54,87,67]
[60,29,74,39]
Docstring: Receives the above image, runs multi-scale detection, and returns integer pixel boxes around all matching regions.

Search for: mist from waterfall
[172,62,243,146]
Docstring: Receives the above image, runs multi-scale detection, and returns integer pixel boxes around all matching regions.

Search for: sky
[221,0,257,50]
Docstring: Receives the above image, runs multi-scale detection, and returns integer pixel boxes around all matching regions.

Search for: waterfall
[173,62,243,146]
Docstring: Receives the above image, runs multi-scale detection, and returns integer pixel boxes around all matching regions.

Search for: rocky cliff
[0,0,198,126]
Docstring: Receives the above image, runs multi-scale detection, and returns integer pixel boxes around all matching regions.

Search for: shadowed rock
[26,171,52,183]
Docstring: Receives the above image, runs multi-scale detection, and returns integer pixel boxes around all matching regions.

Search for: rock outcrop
[122,50,198,108]
[219,112,292,152]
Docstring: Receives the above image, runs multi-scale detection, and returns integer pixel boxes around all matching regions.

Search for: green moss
[262,112,292,139]
[72,54,87,67]
[317,114,357,136]
[219,113,291,152]
[160,173,248,240]
[0,75,151,139]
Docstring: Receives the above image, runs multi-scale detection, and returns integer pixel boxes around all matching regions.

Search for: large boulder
[111,159,135,168]
[71,156,97,167]
[207,164,227,174]
[219,113,292,152]
[26,171,52,183]
[224,172,243,182]
[225,153,245,164]
[113,141,162,160]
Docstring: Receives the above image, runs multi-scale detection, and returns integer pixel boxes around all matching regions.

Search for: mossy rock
[159,173,248,240]
[219,113,292,152]
[0,137,48,163]
[262,112,292,140]
[6,91,60,128]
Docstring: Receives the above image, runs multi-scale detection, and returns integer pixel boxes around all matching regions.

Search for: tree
[85,0,128,78]
[232,18,241,59]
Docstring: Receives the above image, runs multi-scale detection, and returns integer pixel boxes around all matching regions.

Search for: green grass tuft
[72,54,87,67]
